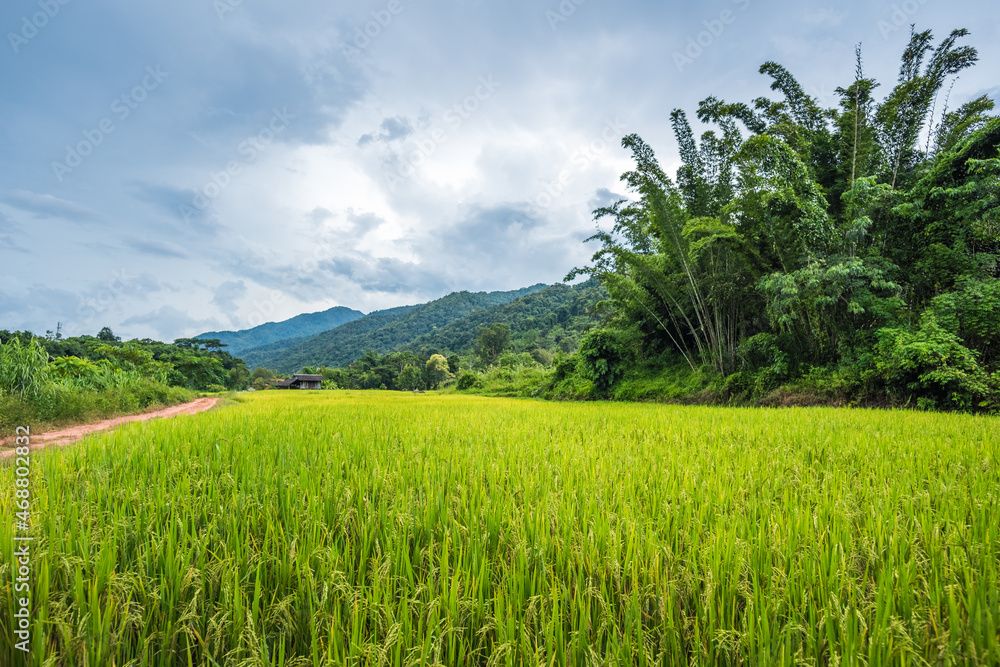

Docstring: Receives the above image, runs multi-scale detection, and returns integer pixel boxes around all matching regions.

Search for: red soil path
[0,397,220,459]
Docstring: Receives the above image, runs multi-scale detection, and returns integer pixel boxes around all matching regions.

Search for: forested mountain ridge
[280,280,606,392]
[402,280,605,357]
[239,305,415,371]
[196,305,364,355]
[244,285,549,372]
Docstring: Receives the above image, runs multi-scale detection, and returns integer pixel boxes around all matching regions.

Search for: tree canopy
[570,28,999,410]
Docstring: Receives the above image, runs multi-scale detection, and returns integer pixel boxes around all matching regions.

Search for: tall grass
[1,392,998,665]
[0,338,48,398]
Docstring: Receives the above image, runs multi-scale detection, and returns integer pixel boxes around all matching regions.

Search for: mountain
[402,279,605,356]
[239,305,415,370]
[195,306,364,355]
[242,285,548,372]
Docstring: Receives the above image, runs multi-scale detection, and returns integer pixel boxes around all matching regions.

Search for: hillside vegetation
[243,285,549,373]
[248,281,605,392]
[402,280,605,358]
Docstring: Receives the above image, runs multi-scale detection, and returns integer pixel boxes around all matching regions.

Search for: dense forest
[555,28,999,410]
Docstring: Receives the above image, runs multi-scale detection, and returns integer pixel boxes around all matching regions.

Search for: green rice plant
[1,393,998,665]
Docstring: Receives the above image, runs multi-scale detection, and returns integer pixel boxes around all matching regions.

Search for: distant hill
[196,305,364,355]
[403,279,605,356]
[239,305,415,370]
[243,285,548,372]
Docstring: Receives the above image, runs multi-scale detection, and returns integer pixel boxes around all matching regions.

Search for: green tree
[0,337,49,397]
[397,365,424,391]
[425,354,452,388]
[476,323,511,365]
[252,367,276,381]
[577,329,632,394]
[97,327,121,343]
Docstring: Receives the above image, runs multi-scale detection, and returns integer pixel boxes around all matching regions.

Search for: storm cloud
[1,0,996,340]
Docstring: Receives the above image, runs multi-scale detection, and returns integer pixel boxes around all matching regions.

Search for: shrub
[866,313,990,409]
[456,372,480,391]
[530,348,555,366]
[929,277,1000,368]
[496,351,538,369]
[734,333,790,397]
[577,329,633,393]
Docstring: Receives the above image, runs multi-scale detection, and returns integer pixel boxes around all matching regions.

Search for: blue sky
[1,0,997,341]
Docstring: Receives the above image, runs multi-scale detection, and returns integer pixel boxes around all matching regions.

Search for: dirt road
[1,397,220,458]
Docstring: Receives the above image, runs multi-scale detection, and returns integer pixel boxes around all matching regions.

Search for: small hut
[274,374,324,390]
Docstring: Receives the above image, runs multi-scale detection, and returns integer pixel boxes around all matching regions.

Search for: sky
[1,0,997,341]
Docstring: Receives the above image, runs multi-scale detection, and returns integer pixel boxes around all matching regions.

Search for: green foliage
[456,371,480,391]
[725,333,791,398]
[476,322,512,366]
[928,277,1000,366]
[96,326,121,342]
[251,367,276,381]
[395,365,423,391]
[873,29,979,189]
[759,257,904,363]
[0,337,49,398]
[577,329,634,393]
[196,306,364,355]
[95,341,169,382]
[406,280,604,363]
[0,334,197,431]
[568,27,998,411]
[866,313,991,409]
[474,362,551,398]
[424,354,451,388]
[612,357,716,402]
[889,117,1000,303]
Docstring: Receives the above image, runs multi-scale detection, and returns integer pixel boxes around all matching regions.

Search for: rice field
[1,391,998,666]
